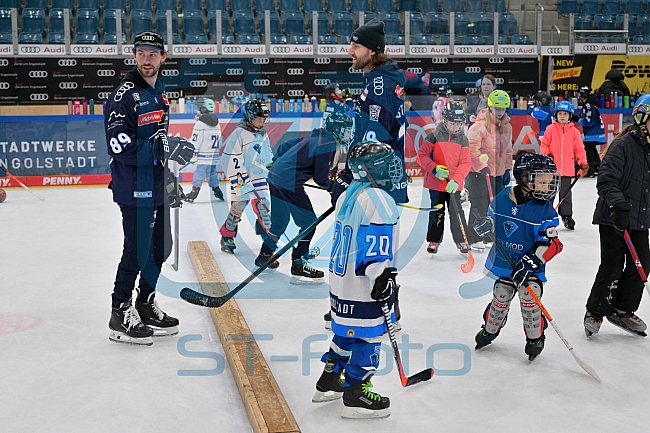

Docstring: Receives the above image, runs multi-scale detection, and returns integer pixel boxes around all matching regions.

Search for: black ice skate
[109,301,153,346]
[324,311,332,330]
[474,326,499,350]
[525,335,545,361]
[341,379,391,419]
[290,258,324,285]
[221,237,236,254]
[136,292,179,336]
[562,215,575,230]
[312,358,344,403]
[184,186,200,203]
[212,186,224,201]
[584,312,603,338]
[255,251,279,269]
[606,311,648,337]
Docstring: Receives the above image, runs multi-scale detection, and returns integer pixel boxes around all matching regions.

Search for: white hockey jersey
[329,185,400,339]
[189,113,221,165]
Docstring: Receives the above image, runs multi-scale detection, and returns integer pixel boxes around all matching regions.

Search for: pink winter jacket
[540,120,587,177]
[467,108,513,176]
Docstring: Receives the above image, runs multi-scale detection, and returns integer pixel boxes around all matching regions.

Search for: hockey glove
[473,216,494,239]
[446,180,459,194]
[511,253,543,288]
[165,171,184,208]
[579,163,589,178]
[371,267,398,304]
[434,165,449,180]
[166,136,195,165]
[330,168,354,206]
[479,166,491,177]
[611,202,632,237]
[502,169,511,186]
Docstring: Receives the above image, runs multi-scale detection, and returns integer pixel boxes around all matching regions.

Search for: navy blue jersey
[579,102,606,143]
[104,68,169,206]
[485,187,560,282]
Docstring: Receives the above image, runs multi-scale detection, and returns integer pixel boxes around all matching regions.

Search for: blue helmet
[553,100,574,122]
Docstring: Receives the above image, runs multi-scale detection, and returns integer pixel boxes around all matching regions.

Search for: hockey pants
[321,334,382,386]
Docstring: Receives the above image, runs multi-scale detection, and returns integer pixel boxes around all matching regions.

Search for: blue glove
[434,165,449,180]
[510,254,543,288]
[446,180,459,194]
[502,169,511,186]
[479,167,490,177]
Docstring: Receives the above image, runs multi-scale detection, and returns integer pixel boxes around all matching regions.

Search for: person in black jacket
[597,67,631,98]
[584,95,650,338]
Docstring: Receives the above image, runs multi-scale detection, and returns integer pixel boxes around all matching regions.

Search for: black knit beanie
[351,20,385,54]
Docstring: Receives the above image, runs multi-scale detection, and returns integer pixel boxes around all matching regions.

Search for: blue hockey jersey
[579,102,606,143]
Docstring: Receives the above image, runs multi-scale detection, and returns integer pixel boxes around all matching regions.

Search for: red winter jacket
[540,120,587,177]
[419,127,471,192]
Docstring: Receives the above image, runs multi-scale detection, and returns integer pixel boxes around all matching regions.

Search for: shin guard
[483,279,516,335]
[519,279,547,339]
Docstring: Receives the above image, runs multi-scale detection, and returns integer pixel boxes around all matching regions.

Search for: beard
[137,63,160,78]
[351,52,372,70]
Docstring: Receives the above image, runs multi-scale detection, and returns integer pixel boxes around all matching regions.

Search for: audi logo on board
[30,93,49,101]
[20,46,41,53]
[431,57,448,64]
[252,79,270,86]
[495,77,504,84]
[189,58,207,65]
[226,90,245,97]
[0,82,9,89]
[97,92,111,99]
[226,68,244,75]
[313,78,330,86]
[166,91,182,99]
[319,46,337,53]
[544,47,565,54]
[173,47,193,54]
[97,69,116,77]
[29,71,48,78]
[189,80,208,87]
[161,69,179,76]
[430,78,448,85]
[313,57,330,64]
[582,45,599,52]
[287,89,305,97]
[410,47,428,54]
[272,46,291,53]
[59,82,78,89]
[287,68,304,75]
[465,88,477,94]
[58,59,77,67]
[252,58,270,64]
[407,68,423,74]
[124,58,137,65]
[73,46,93,54]
[455,47,473,54]
[223,46,242,53]
[629,46,644,53]
[464,67,481,73]
[0,59,8,67]
[489,57,505,63]
[349,88,363,95]
[498,47,516,54]
[348,67,363,73]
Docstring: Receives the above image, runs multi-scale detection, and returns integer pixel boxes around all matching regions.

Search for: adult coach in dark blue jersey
[256,112,353,284]
[105,31,194,346]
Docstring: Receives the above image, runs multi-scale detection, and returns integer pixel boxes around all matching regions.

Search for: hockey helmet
[533,91,552,107]
[197,98,215,114]
[243,98,270,132]
[487,89,510,108]
[578,86,592,99]
[633,94,650,140]
[553,100,574,122]
[324,111,354,147]
[513,152,560,201]
[348,141,396,191]
[442,101,465,132]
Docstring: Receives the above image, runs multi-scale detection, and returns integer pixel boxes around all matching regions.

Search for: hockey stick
[170,161,180,271]
[623,230,650,297]
[485,173,494,201]
[0,166,45,201]
[449,191,474,273]
[554,176,580,211]
[487,232,601,382]
[180,206,335,308]
[380,302,434,387]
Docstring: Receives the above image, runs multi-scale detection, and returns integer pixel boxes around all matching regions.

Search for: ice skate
[562,215,575,230]
[290,258,324,285]
[255,251,279,269]
[341,379,390,419]
[525,335,545,361]
[474,326,499,350]
[470,241,485,252]
[427,241,439,254]
[324,311,332,330]
[312,359,344,403]
[584,312,603,337]
[184,186,200,203]
[456,242,470,255]
[109,301,153,346]
[220,236,236,254]
[212,186,224,201]
[606,311,648,337]
[135,292,179,336]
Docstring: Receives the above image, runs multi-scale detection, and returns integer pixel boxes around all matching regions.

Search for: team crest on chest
[503,220,518,237]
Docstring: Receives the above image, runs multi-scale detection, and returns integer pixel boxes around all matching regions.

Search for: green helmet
[487,89,510,108]
[197,98,215,114]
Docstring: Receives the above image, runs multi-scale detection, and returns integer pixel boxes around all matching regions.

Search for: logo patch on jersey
[373,76,384,96]
[511,206,518,215]
[503,220,518,238]
[162,94,169,105]
[133,191,153,198]
[347,329,355,337]
[253,143,261,154]
[360,88,368,101]
[138,110,164,126]
[395,84,404,97]
[132,93,140,102]
[369,104,381,121]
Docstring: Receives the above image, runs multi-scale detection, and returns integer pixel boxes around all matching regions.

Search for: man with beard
[104,30,194,346]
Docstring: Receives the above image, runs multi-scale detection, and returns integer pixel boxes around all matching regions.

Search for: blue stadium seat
[637,14,650,35]
[441,0,461,12]
[485,34,507,43]
[340,34,350,42]
[426,12,448,34]
[574,13,593,30]
[222,34,235,43]
[559,0,579,15]
[208,10,231,35]
[594,13,615,29]
[51,0,73,9]
[105,0,126,10]
[373,0,393,12]
[24,0,47,11]
[318,33,339,42]
[454,12,471,35]
[303,0,323,11]
[511,33,533,44]
[182,0,203,11]
[0,8,12,44]
[280,0,300,11]
[290,34,312,43]
[616,13,637,32]
[465,0,484,13]
[78,0,99,9]
[408,12,425,35]
[602,0,621,14]
[399,0,417,11]
[255,0,275,12]
[130,10,153,42]
[499,12,518,35]
[306,11,329,35]
[239,33,261,42]
[47,8,69,44]
[333,12,354,35]
[231,0,251,12]
[283,11,305,35]
[259,11,281,34]
[75,9,99,44]
[130,0,152,11]
[464,33,484,44]
[474,12,493,35]
[380,12,401,34]
[412,33,437,44]
[350,0,369,12]
[580,0,600,15]
[183,10,208,43]
[271,33,287,42]
[439,33,461,44]
[625,0,644,15]
[19,8,44,43]
[233,11,256,34]
[156,10,180,37]
[587,33,608,42]
[0,0,21,10]
[420,0,439,12]
[326,0,346,11]
[356,11,376,25]
[485,0,505,13]
[156,0,177,11]
[387,34,405,43]
[632,33,650,43]
[103,9,126,44]
[206,0,227,11]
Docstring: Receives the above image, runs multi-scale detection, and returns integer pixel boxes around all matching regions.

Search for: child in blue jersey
[472,153,564,360]
[312,141,399,420]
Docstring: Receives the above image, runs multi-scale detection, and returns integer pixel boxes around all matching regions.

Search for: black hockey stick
[380,302,434,387]
[554,176,580,211]
[481,228,600,382]
[449,190,474,273]
[180,206,335,308]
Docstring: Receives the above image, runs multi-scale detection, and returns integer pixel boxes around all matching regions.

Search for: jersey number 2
[330,221,352,276]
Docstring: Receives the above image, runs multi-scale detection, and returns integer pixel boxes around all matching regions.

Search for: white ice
[2,177,649,433]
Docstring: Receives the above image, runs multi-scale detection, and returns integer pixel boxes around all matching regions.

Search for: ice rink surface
[2,177,650,432]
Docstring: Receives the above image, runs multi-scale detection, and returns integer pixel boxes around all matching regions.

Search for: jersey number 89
[109,133,132,154]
